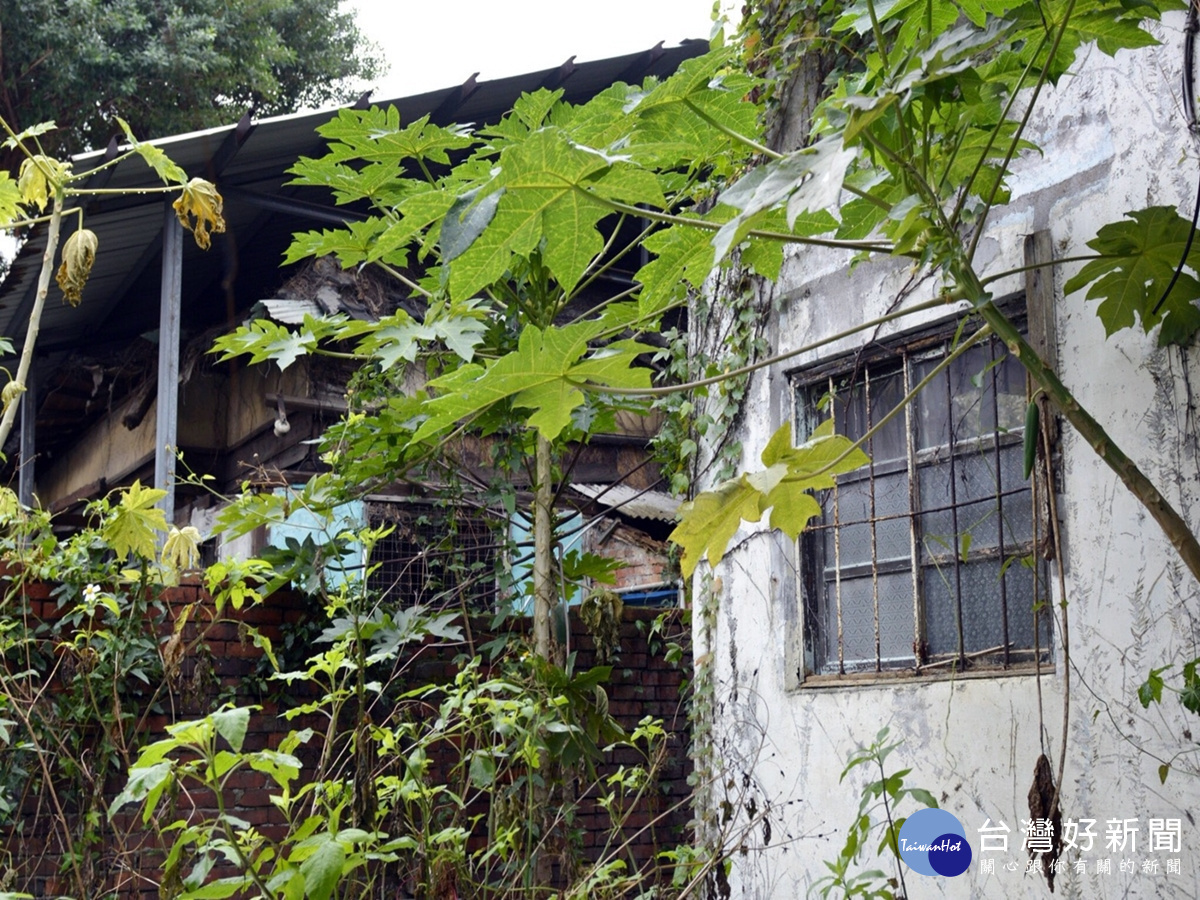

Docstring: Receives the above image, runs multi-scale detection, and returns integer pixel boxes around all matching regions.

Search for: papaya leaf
[1063,206,1200,346]
[0,172,23,226]
[413,321,652,442]
[116,117,187,185]
[672,422,870,575]
[102,480,168,562]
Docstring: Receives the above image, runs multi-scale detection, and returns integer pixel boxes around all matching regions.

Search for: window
[796,319,1053,677]
[366,500,498,612]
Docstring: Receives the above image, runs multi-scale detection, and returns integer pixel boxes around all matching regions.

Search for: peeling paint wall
[705,20,1200,899]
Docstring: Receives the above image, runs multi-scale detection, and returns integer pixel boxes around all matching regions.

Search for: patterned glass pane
[838,576,878,670]
[874,472,911,562]
[878,573,916,665]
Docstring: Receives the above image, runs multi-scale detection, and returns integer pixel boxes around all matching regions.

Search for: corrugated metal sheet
[572,483,680,522]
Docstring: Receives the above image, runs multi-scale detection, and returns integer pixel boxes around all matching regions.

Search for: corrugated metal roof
[573,483,680,522]
[0,41,708,358]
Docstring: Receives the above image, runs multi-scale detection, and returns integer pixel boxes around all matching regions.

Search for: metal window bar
[830,373,845,674]
[945,349,967,666]
[367,502,498,611]
[866,367,882,672]
[806,334,1049,675]
[991,344,1011,667]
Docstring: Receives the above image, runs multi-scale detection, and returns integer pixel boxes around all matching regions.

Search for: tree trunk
[532,432,555,660]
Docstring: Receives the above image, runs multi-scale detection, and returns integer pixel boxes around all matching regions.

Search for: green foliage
[1064,207,1200,345]
[111,595,680,899]
[812,728,937,900]
[0,0,381,156]
[413,321,654,441]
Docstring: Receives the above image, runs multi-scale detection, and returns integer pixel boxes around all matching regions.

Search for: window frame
[791,305,1056,684]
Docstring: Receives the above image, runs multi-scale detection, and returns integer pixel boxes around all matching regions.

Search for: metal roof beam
[220,184,368,226]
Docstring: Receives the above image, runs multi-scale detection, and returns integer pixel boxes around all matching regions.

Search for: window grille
[797,328,1052,676]
[365,500,498,612]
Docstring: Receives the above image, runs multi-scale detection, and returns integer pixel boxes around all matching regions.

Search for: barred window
[797,324,1053,677]
[366,500,498,612]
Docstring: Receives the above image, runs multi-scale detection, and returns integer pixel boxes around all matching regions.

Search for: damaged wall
[702,17,1200,899]
[37,359,309,510]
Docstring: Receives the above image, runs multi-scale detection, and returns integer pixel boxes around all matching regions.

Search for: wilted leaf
[173,178,226,249]
[162,525,202,578]
[18,156,68,212]
[1,381,25,418]
[55,228,98,306]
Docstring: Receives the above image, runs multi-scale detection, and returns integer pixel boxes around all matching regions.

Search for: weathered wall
[704,18,1200,899]
[37,361,308,509]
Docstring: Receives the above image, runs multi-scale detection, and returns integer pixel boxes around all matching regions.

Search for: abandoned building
[698,11,1200,900]
[0,44,701,611]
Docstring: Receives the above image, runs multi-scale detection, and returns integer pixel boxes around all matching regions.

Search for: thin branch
[593,291,963,397]
[966,0,1078,263]
[0,190,62,447]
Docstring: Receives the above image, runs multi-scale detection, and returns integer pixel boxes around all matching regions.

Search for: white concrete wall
[704,16,1200,899]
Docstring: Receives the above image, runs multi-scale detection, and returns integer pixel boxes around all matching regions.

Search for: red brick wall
[2,581,691,898]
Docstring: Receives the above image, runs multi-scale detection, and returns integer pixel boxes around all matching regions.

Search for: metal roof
[0,40,707,357]
[572,483,681,522]
[0,41,708,465]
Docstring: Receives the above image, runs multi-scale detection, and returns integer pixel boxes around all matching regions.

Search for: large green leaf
[448,129,663,299]
[283,219,396,268]
[310,108,474,166]
[413,321,653,441]
[629,48,761,166]
[1063,206,1200,345]
[712,138,856,262]
[299,837,346,900]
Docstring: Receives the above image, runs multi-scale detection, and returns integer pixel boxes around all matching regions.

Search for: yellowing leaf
[55,228,98,306]
[0,172,24,226]
[116,117,188,185]
[162,525,202,579]
[1,380,25,418]
[671,423,870,576]
[102,480,168,562]
[172,178,226,249]
[18,156,69,212]
[671,478,766,578]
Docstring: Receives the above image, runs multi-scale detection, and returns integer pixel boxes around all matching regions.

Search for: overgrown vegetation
[2,0,1200,892]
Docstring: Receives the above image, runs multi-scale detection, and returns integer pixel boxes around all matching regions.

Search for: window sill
[797,662,1055,691]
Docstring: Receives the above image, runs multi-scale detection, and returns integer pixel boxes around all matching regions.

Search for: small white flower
[82,583,100,604]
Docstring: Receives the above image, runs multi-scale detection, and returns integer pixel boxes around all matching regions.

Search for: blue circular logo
[897,808,972,877]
